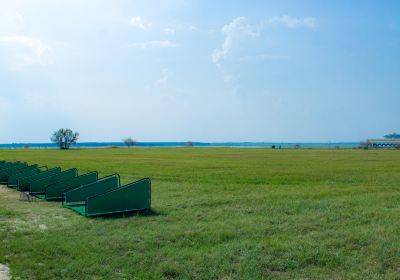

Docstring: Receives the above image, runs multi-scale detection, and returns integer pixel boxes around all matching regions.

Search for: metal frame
[29,168,78,195]
[0,159,152,218]
[0,163,29,183]
[17,167,62,191]
[62,173,120,206]
[7,166,48,188]
[45,171,98,200]
[84,177,151,216]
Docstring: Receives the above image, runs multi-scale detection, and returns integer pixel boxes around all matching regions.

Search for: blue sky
[0,0,399,143]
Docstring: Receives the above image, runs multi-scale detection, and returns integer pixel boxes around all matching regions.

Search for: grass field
[0,148,399,279]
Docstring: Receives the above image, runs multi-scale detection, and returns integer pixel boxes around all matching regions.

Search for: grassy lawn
[0,148,400,279]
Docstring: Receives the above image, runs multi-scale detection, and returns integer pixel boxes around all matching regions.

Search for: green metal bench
[30,168,78,197]
[63,174,120,206]
[45,171,98,200]
[1,159,152,218]
[0,161,15,170]
[0,161,9,172]
[0,163,29,184]
[0,161,25,171]
[65,177,151,217]
[17,167,61,191]
[7,166,48,188]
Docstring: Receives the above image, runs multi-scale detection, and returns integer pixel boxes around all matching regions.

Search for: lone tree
[51,128,79,149]
[384,132,400,139]
[123,137,136,147]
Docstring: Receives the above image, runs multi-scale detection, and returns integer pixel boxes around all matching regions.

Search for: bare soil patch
[0,263,10,280]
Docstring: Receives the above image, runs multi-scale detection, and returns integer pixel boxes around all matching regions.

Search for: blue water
[0,142,359,149]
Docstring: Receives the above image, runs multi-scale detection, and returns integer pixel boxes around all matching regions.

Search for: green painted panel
[64,175,120,206]
[4,165,38,185]
[0,161,10,169]
[29,168,78,194]
[65,205,86,216]
[17,167,61,191]
[0,162,21,171]
[86,178,151,216]
[7,166,43,186]
[45,172,98,200]
[0,163,28,182]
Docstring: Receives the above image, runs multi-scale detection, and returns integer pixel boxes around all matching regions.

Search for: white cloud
[0,35,52,67]
[212,15,313,92]
[0,10,24,35]
[129,40,178,49]
[212,17,260,64]
[0,10,23,23]
[155,68,170,87]
[270,15,318,29]
[212,15,317,68]
[0,35,49,56]
[130,16,152,29]
[163,27,176,35]
[211,17,262,91]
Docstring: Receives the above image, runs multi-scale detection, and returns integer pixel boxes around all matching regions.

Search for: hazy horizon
[1,140,362,144]
[1,1,399,143]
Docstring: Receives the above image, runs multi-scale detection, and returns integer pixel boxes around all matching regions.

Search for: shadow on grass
[89,208,164,219]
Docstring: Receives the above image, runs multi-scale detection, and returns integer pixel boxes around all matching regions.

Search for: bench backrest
[45,171,98,200]
[17,167,61,191]
[7,165,41,185]
[64,174,120,205]
[86,178,151,216]
[29,168,78,194]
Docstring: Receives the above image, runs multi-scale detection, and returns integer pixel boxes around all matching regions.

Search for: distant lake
[0,142,360,149]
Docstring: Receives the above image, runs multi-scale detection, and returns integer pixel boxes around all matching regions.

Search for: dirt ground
[0,263,10,280]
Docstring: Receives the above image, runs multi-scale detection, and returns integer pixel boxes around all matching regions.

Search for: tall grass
[0,148,399,279]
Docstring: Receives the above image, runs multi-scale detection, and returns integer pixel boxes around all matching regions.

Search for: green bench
[30,168,78,197]
[0,161,25,170]
[0,163,29,184]
[17,167,61,191]
[0,161,16,170]
[64,176,151,217]
[63,174,120,206]
[0,159,152,218]
[45,171,98,200]
[8,166,48,188]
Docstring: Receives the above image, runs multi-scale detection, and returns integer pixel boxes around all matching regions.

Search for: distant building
[366,139,400,148]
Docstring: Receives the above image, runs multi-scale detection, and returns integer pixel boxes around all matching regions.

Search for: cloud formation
[212,17,260,64]
[0,10,24,35]
[0,35,49,56]
[0,10,23,23]
[163,27,176,35]
[212,15,318,65]
[270,15,318,29]
[155,68,170,87]
[211,15,317,91]
[0,35,52,67]
[130,16,152,29]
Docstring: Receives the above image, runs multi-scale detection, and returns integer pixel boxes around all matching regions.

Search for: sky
[0,0,399,143]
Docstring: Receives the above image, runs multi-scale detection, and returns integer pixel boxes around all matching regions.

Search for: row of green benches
[0,160,151,217]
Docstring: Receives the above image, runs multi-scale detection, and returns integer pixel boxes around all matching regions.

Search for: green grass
[0,148,400,279]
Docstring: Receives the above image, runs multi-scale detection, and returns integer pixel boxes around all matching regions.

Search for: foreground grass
[0,148,399,279]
